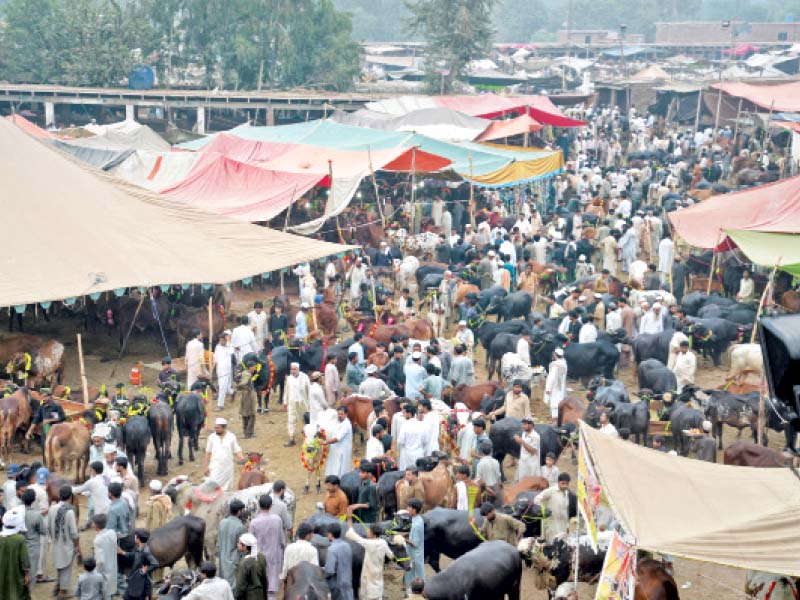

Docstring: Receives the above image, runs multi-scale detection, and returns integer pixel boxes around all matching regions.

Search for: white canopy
[580,422,800,576]
[0,117,353,307]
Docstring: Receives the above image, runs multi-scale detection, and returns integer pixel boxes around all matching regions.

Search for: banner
[595,531,636,600]
[577,429,600,550]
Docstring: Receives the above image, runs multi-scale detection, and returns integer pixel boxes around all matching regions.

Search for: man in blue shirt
[404,352,427,403]
[404,498,425,590]
[348,333,365,367]
[324,522,354,600]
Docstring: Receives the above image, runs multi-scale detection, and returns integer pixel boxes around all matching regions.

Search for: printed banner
[578,429,601,550]
[595,531,636,600]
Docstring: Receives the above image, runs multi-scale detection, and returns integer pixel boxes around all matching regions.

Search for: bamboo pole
[706,230,723,295]
[712,89,723,141]
[694,89,703,133]
[367,146,385,228]
[468,152,476,229]
[732,98,743,148]
[751,259,780,345]
[410,148,418,235]
[77,334,89,407]
[207,297,214,372]
[753,260,780,446]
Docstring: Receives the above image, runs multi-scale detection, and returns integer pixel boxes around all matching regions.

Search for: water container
[130,364,142,386]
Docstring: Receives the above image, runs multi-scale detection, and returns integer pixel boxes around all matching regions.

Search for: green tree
[404,0,498,93]
[0,0,157,86]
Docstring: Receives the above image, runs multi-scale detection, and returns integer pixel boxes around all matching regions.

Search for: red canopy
[723,43,759,56]
[4,114,58,139]
[434,93,586,126]
[200,133,295,163]
[712,81,800,113]
[160,152,322,222]
[668,175,800,248]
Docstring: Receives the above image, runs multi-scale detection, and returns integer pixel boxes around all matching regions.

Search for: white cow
[728,344,763,384]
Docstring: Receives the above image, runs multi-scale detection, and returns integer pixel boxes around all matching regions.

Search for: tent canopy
[712,81,800,113]
[110,150,199,191]
[0,116,352,307]
[331,107,491,142]
[474,114,543,142]
[580,422,800,576]
[726,230,800,277]
[668,175,800,248]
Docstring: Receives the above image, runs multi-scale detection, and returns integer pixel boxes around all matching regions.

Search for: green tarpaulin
[726,230,800,277]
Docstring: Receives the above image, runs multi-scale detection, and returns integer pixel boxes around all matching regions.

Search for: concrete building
[557,30,646,46]
[655,22,800,46]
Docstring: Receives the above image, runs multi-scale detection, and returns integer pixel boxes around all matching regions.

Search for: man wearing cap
[213,330,234,410]
[534,473,573,542]
[692,422,717,463]
[358,365,391,402]
[308,371,328,427]
[579,314,598,344]
[473,502,525,546]
[0,505,30,599]
[575,254,594,280]
[404,352,427,403]
[544,349,568,423]
[247,302,268,353]
[185,328,207,390]
[396,405,427,471]
[283,362,310,447]
[231,316,257,363]
[237,358,258,438]
[203,418,245,491]
[347,256,367,302]
[72,462,108,530]
[452,321,474,359]
[142,480,171,533]
[515,416,541,480]
[218,500,246,587]
[671,340,696,393]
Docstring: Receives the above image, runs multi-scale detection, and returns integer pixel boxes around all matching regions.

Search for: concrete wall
[654,22,800,45]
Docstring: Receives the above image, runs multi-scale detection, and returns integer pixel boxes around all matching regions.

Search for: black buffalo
[423,540,522,600]
[664,390,705,455]
[476,319,530,350]
[284,561,330,600]
[122,414,150,485]
[376,470,405,519]
[632,329,676,365]
[421,508,485,571]
[562,332,625,381]
[489,418,570,481]
[419,273,445,298]
[486,291,533,322]
[588,378,629,404]
[680,292,736,316]
[684,317,746,366]
[637,359,677,395]
[174,391,205,465]
[522,536,606,590]
[148,515,205,569]
[148,402,173,477]
[585,397,650,445]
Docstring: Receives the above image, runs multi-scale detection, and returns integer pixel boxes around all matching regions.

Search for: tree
[404,0,498,93]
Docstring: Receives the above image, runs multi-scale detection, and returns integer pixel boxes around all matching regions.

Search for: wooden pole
[751,259,780,345]
[712,89,723,141]
[410,148,418,235]
[468,152,476,229]
[706,249,716,296]
[77,334,89,407]
[368,146,385,228]
[694,89,703,133]
[330,160,345,243]
[207,297,213,372]
[280,185,298,298]
[732,98,743,147]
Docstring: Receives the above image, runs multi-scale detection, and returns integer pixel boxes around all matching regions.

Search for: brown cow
[444,382,504,412]
[396,460,456,512]
[53,384,103,404]
[780,290,800,313]
[634,559,680,600]
[237,451,269,489]
[45,421,91,483]
[0,335,65,388]
[286,302,338,337]
[558,397,586,427]
[340,394,400,439]
[456,283,479,305]
[502,476,549,507]
[175,305,225,352]
[723,441,795,468]
[46,474,80,521]
[0,387,34,463]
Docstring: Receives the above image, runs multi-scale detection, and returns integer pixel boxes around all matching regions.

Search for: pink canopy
[474,114,543,141]
[668,175,800,248]
[434,93,586,126]
[160,152,323,222]
[712,81,800,113]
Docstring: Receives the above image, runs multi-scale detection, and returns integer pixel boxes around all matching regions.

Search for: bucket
[130,363,142,386]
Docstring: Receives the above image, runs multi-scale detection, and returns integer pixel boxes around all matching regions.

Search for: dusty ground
[9,285,770,599]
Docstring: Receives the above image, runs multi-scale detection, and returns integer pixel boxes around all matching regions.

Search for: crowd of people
[0,102,781,600]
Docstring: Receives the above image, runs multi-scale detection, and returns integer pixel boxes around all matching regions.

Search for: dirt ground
[9,285,771,599]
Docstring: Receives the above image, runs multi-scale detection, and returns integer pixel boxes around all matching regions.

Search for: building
[655,22,800,46]
[557,30,646,46]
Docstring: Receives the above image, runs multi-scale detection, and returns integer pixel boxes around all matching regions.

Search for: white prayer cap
[702,420,712,432]
[594,293,602,299]
[149,480,163,492]
[366,364,378,374]
[1,506,26,536]
[223,329,232,336]
[458,320,467,326]
[103,443,117,454]
[411,351,422,360]
[110,476,123,484]
[578,296,586,302]
[239,533,258,557]
[215,417,228,426]
[554,348,565,357]
[578,254,586,261]
[653,302,662,309]
[301,302,310,309]
[290,362,300,369]
[487,250,496,257]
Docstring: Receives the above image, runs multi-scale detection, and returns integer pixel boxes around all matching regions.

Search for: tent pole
[468,152,476,229]
[712,89,723,141]
[694,89,703,132]
[77,334,89,407]
[732,99,743,147]
[751,259,780,345]
[367,146,385,228]
[706,230,723,296]
[754,259,780,446]
[207,297,214,374]
[410,148,418,235]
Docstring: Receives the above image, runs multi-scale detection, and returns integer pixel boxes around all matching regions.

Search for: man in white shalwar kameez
[230,317,257,363]
[544,349,567,421]
[396,405,427,471]
[657,236,674,285]
[516,416,541,480]
[185,329,206,390]
[247,302,268,353]
[213,331,234,409]
[283,363,310,447]
[667,330,689,370]
[618,226,638,274]
[671,341,697,393]
[308,372,328,427]
[92,516,117,600]
[324,407,353,478]
[203,418,244,491]
[345,516,397,600]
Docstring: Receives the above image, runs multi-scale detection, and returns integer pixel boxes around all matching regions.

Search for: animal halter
[300,428,329,472]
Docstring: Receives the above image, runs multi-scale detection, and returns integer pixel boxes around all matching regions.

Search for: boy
[541,452,560,487]
[75,557,105,600]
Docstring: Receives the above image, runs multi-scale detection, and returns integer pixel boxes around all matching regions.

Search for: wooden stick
[706,250,716,296]
[77,333,89,407]
[367,146,385,228]
[468,152,476,229]
[410,148,418,235]
[110,293,145,378]
[207,297,214,372]
[751,259,780,345]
